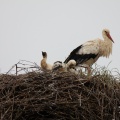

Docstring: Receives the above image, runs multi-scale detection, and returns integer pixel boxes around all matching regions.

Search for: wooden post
[15,64,17,76]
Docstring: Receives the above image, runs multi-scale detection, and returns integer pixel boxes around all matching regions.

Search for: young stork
[64,29,114,75]
[52,60,76,73]
[40,51,52,70]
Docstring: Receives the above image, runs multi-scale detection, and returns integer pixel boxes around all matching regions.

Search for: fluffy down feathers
[52,60,76,72]
[41,51,52,70]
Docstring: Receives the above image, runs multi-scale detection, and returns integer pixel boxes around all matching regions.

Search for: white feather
[77,40,100,55]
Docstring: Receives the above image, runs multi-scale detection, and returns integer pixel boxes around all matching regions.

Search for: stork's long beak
[107,33,114,43]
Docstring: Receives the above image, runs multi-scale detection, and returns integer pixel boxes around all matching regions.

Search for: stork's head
[67,60,76,68]
[52,61,64,71]
[102,29,114,43]
[42,51,47,58]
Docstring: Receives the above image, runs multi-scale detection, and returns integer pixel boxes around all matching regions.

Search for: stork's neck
[43,56,47,60]
[41,56,47,66]
[41,57,47,69]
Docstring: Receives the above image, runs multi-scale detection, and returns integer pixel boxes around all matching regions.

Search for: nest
[0,70,120,120]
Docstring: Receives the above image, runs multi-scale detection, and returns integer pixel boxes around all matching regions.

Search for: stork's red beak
[107,32,114,43]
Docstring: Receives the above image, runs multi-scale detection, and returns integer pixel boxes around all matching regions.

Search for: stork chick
[52,59,77,73]
[40,51,52,70]
[64,29,114,76]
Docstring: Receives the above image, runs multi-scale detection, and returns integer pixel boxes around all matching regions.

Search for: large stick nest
[0,70,120,120]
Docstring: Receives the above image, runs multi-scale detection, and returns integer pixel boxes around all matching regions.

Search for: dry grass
[0,67,120,120]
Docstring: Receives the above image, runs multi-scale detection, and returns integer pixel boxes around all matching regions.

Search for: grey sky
[0,0,120,74]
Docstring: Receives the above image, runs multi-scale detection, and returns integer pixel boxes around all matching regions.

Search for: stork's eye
[105,31,108,34]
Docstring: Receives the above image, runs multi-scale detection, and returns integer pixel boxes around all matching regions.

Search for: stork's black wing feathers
[75,54,97,65]
[64,45,82,63]
[64,45,98,65]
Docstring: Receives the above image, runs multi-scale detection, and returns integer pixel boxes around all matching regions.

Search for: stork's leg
[87,66,91,77]
[79,64,92,77]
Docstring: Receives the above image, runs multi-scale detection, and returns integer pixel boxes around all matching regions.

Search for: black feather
[64,45,82,63]
[75,54,98,65]
[53,61,62,64]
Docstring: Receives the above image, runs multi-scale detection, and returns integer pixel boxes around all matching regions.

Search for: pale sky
[0,0,120,74]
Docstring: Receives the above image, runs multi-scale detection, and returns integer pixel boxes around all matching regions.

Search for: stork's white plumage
[64,29,114,75]
[41,51,52,70]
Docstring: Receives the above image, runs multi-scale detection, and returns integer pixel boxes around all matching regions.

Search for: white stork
[64,29,114,75]
[40,51,52,70]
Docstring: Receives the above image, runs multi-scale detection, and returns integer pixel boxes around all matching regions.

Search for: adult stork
[40,51,52,70]
[64,29,114,75]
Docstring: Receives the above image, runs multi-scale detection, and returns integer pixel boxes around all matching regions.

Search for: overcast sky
[0,0,120,74]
